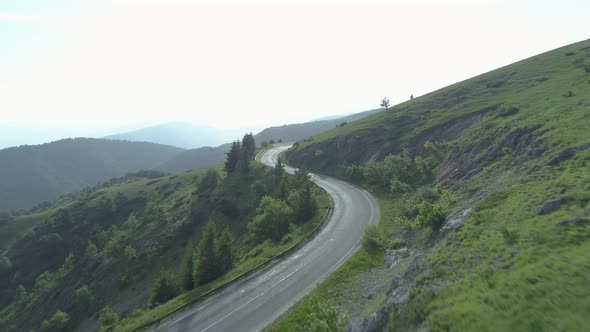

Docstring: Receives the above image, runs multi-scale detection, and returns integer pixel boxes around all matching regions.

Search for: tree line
[149,133,320,308]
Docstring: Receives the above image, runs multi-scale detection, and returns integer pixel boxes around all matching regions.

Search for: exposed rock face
[537,199,562,215]
[288,109,493,175]
[556,217,589,227]
[438,127,545,183]
[408,107,493,155]
[546,142,590,166]
[345,250,426,332]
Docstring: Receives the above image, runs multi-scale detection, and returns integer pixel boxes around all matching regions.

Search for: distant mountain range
[0,109,381,210]
[159,108,382,173]
[0,138,183,209]
[103,122,245,149]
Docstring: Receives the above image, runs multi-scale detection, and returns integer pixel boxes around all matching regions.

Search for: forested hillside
[0,138,184,210]
[157,144,231,174]
[277,39,590,331]
[0,134,328,332]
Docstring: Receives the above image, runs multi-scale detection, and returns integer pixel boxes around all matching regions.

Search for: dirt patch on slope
[409,106,497,155]
[438,126,545,183]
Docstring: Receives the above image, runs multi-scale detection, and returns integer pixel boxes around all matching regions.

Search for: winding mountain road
[154,145,379,332]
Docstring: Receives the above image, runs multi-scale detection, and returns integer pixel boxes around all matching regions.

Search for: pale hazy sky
[1,0,589,133]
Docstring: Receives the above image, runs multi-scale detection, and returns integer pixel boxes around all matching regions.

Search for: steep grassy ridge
[281,39,590,331]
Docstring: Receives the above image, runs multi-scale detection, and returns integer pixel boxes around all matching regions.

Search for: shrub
[390,178,410,194]
[344,165,365,182]
[304,297,349,331]
[388,237,404,250]
[40,310,69,332]
[149,270,181,307]
[248,196,293,242]
[362,224,383,251]
[414,201,446,229]
[497,106,520,117]
[73,285,95,315]
[99,306,119,327]
[500,227,519,245]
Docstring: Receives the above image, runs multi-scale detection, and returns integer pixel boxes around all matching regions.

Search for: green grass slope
[281,39,590,331]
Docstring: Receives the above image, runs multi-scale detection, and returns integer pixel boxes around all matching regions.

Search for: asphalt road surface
[154,145,380,332]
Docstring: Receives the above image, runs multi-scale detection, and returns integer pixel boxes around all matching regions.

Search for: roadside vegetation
[277,39,590,331]
[0,134,329,332]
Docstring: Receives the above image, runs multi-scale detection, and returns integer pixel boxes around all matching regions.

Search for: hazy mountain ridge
[0,138,184,209]
[159,109,382,174]
[104,122,244,149]
[0,110,378,211]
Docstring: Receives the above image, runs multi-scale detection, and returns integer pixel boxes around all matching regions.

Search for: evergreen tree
[224,140,241,174]
[194,221,219,285]
[288,183,316,224]
[123,213,139,230]
[273,177,290,200]
[83,240,98,268]
[241,133,256,159]
[293,168,310,189]
[273,159,285,187]
[180,241,195,290]
[15,285,28,307]
[237,149,250,174]
[72,284,95,315]
[197,170,219,196]
[217,226,234,274]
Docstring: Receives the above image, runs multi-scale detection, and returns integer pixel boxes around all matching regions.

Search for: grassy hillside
[0,138,184,210]
[280,39,590,331]
[254,108,382,145]
[0,140,328,332]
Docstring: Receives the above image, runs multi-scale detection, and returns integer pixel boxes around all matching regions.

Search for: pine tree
[15,285,28,307]
[237,149,250,174]
[224,140,241,174]
[197,170,219,196]
[217,226,234,274]
[83,240,98,268]
[274,159,285,182]
[194,221,219,285]
[241,133,256,159]
[180,242,195,290]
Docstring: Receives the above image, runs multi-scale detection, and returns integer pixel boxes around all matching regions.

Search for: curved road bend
[154,145,380,332]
